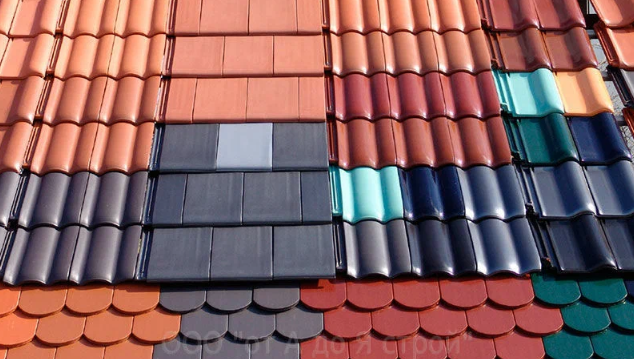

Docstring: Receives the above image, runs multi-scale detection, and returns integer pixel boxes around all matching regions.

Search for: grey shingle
[206,286,253,312]
[203,338,250,359]
[243,172,301,224]
[146,227,212,281]
[209,227,272,280]
[253,284,299,311]
[272,123,329,170]
[0,171,20,227]
[275,305,323,340]
[217,123,272,171]
[181,306,228,342]
[251,336,299,359]
[229,307,275,341]
[300,171,332,223]
[273,225,336,279]
[150,174,187,226]
[160,287,207,313]
[183,173,243,225]
[154,339,203,359]
[158,124,219,172]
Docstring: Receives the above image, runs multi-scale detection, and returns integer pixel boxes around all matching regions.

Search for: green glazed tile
[608,300,634,331]
[544,330,593,359]
[493,69,564,117]
[579,278,627,305]
[561,301,610,333]
[591,327,634,359]
[330,166,342,216]
[532,273,581,306]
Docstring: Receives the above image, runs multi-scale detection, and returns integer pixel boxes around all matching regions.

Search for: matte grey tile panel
[300,171,332,224]
[159,124,219,172]
[585,160,634,217]
[146,227,212,281]
[160,287,207,313]
[181,307,228,342]
[154,339,203,359]
[68,225,141,284]
[228,307,275,341]
[243,172,301,224]
[183,173,243,225]
[203,338,250,359]
[17,172,88,228]
[206,286,253,312]
[273,225,336,279]
[150,174,187,226]
[253,284,299,311]
[209,227,272,280]
[0,172,20,227]
[217,123,272,171]
[251,336,299,359]
[273,123,329,170]
[275,305,323,340]
[81,172,148,227]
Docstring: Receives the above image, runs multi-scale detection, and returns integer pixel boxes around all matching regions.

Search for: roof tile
[485,276,534,308]
[554,68,614,116]
[19,286,67,316]
[66,285,114,315]
[131,308,180,344]
[6,341,56,359]
[55,339,105,359]
[346,280,393,310]
[569,113,631,165]
[439,278,487,309]
[324,306,372,339]
[0,77,45,125]
[112,284,159,315]
[302,335,349,359]
[494,331,545,359]
[349,334,397,359]
[397,334,447,359]
[418,304,467,337]
[479,0,585,31]
[392,278,440,310]
[0,284,20,316]
[0,34,55,80]
[493,69,564,117]
[466,304,515,336]
[447,332,495,359]
[371,306,419,338]
[84,307,133,345]
[301,279,347,311]
[103,338,153,359]
[0,122,33,173]
[35,310,85,346]
[0,311,37,347]
[589,0,634,28]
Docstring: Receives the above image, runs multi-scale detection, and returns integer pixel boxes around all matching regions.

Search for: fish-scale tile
[579,278,627,305]
[302,335,349,359]
[131,308,180,343]
[0,122,33,173]
[111,284,160,315]
[478,0,585,31]
[0,77,45,125]
[84,308,133,345]
[371,306,419,338]
[206,286,253,312]
[531,273,580,305]
[346,280,393,310]
[608,301,634,330]
[65,285,114,315]
[324,306,372,339]
[486,276,534,308]
[561,302,611,333]
[159,287,206,313]
[0,284,20,316]
[591,328,634,359]
[493,69,564,117]
[275,305,324,340]
[466,304,515,336]
[228,307,275,341]
[446,332,495,359]
[18,287,66,316]
[392,278,440,310]
[0,34,55,79]
[104,339,154,359]
[301,279,347,311]
[349,334,397,359]
[590,0,634,28]
[35,310,85,346]
[397,333,447,359]
[55,339,105,359]
[0,311,37,347]
[494,331,546,359]
[555,69,614,116]
[180,307,228,341]
[439,278,487,309]
[569,114,631,165]
[418,305,467,337]
[253,284,299,311]
[514,302,564,335]
[5,341,55,358]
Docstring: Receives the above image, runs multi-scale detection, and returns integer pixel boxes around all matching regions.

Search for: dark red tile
[418,305,467,337]
[446,332,495,359]
[302,335,349,359]
[466,305,515,336]
[347,280,393,310]
[349,334,398,359]
[324,306,372,339]
[392,278,440,310]
[513,302,563,335]
[371,306,420,338]
[301,279,347,311]
[494,331,545,359]
[439,278,487,309]
[397,333,447,359]
[485,276,534,308]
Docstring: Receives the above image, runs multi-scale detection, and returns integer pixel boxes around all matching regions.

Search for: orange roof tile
[112,284,160,315]
[131,308,180,344]
[84,308,133,345]
[35,310,86,346]
[90,122,153,175]
[65,285,114,315]
[0,311,38,347]
[18,286,67,316]
[0,284,20,315]
[0,77,46,125]
[55,339,105,359]
[0,122,34,173]
[5,340,56,359]
[590,0,634,28]
[103,339,153,359]
[554,68,614,116]
[595,22,634,69]
[0,34,55,79]
[2,0,64,37]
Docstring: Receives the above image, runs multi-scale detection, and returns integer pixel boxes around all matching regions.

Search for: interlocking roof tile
[337,218,541,277]
[478,0,585,31]
[331,165,526,223]
[43,76,161,125]
[554,68,614,116]
[0,283,175,357]
[28,122,153,175]
[568,113,631,164]
[2,225,142,285]
[0,34,55,79]
[490,27,597,71]
[332,72,501,121]
[0,0,63,37]
[166,35,324,77]
[589,0,634,28]
[611,68,634,107]
[493,69,564,117]
[0,77,45,125]
[328,0,482,35]
[161,77,326,123]
[0,172,20,227]
[170,0,323,35]
[330,30,491,76]
[595,22,634,69]
[329,117,511,169]
[53,34,166,80]
[0,122,33,173]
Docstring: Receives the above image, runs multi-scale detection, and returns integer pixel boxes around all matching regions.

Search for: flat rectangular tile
[183,173,244,225]
[217,123,272,171]
[150,174,187,226]
[273,123,329,170]
[158,124,219,172]
[273,225,336,279]
[210,226,273,280]
[243,172,301,224]
[147,227,212,281]
[300,171,332,223]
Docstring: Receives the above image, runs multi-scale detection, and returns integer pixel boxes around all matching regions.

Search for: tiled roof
[478,0,585,31]
[612,68,634,107]
[589,0,634,28]
[595,22,634,69]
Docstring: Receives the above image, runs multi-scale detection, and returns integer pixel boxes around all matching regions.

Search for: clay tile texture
[595,22,634,69]
[590,0,634,28]
[478,0,585,31]
[0,283,178,357]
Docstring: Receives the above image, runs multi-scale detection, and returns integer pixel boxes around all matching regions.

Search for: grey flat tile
[154,338,202,359]
[253,284,299,311]
[210,227,273,280]
[146,227,212,281]
[160,286,207,313]
[217,123,272,171]
[243,172,301,224]
[183,173,243,225]
[300,171,332,223]
[228,307,275,341]
[206,286,253,312]
[203,338,250,359]
[274,225,336,279]
[273,123,329,170]
[82,172,147,227]
[0,172,20,227]
[275,305,323,340]
[159,124,219,172]
[151,174,187,226]
[251,336,299,359]
[181,307,228,342]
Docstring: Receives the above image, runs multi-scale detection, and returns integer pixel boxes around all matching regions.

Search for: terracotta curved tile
[590,0,634,28]
[346,280,393,310]
[333,74,391,121]
[62,0,120,37]
[330,32,386,76]
[90,122,153,174]
[35,310,85,346]
[18,286,67,316]
[418,304,467,337]
[55,338,105,359]
[544,28,598,70]
[28,123,98,175]
[84,308,133,345]
[446,332,495,359]
[0,311,37,347]
[466,304,515,336]
[302,335,350,359]
[392,278,440,310]
[494,331,545,359]
[0,284,20,316]
[104,338,153,359]
[301,279,347,311]
[0,0,17,35]
[113,0,169,37]
[324,306,372,339]
[479,0,585,31]
[397,333,447,359]
[0,122,34,173]
[112,284,159,315]
[440,71,501,120]
[596,23,634,69]
[329,118,397,169]
[485,276,534,308]
[5,340,55,358]
[108,34,165,79]
[8,0,63,37]
[371,306,420,338]
[349,334,398,359]
[131,308,180,344]
[513,302,563,335]
[439,278,487,309]
[433,30,491,74]
[66,285,114,315]
[0,34,55,79]
[554,69,614,116]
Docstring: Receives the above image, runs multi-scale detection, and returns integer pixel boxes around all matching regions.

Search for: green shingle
[544,330,593,359]
[561,302,610,333]
[578,278,627,305]
[532,273,581,306]
[608,301,634,331]
[591,328,634,359]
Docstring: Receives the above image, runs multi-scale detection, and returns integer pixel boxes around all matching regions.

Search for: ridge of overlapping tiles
[533,273,634,359]
[0,283,180,358]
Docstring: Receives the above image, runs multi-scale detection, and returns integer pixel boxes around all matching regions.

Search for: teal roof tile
[532,273,581,306]
[561,302,610,333]
[608,301,634,331]
[504,114,579,165]
[579,278,627,305]
[543,330,594,359]
[493,69,564,117]
[591,328,634,359]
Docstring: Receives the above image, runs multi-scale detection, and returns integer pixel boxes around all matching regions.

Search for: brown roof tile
[590,0,634,28]
[328,0,482,34]
[595,22,634,69]
[162,77,326,123]
[479,0,585,31]
[329,116,512,170]
[491,27,597,71]
[0,122,34,173]
[330,30,491,76]
[0,77,46,125]
[0,34,56,79]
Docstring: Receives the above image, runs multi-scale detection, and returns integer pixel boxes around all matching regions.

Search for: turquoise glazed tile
[608,301,634,331]
[543,330,593,359]
[493,69,564,117]
[578,278,627,305]
[591,328,634,359]
[532,273,581,306]
[561,302,610,333]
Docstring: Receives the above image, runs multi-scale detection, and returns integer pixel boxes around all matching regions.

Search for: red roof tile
[301,279,347,311]
[19,286,67,316]
[439,278,487,309]
[330,30,491,76]
[331,72,500,121]
[478,0,585,31]
[485,276,535,308]
[131,308,180,344]
[590,0,634,28]
[347,279,393,310]
[419,305,468,337]
[0,34,55,79]
[0,77,45,125]
[1,0,63,37]
[65,285,114,315]
[397,334,447,359]
[0,311,38,347]
[0,122,34,173]
[111,283,160,315]
[83,308,133,345]
[324,306,372,339]
[349,334,398,359]
[328,0,482,35]
[392,278,440,310]
[513,302,563,335]
[0,284,20,316]
[35,310,86,346]
[302,335,350,359]
[55,339,105,359]
[103,339,153,359]
[446,332,495,359]
[494,331,546,359]
[329,117,512,170]
[6,340,56,359]
[372,306,420,338]
[595,22,634,69]
[466,304,515,336]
